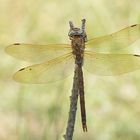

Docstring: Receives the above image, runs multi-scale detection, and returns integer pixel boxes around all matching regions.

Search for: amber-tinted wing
[13,53,74,83]
[84,51,140,75]
[5,43,72,63]
[86,24,140,52]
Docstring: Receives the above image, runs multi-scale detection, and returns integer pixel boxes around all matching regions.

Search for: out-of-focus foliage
[1,0,140,139]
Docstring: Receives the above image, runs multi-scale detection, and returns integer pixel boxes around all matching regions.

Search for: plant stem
[64,65,79,140]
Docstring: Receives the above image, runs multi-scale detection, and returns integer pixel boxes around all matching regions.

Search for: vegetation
[1,0,140,139]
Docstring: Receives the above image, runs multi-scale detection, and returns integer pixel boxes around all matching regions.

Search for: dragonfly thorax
[71,36,85,52]
[71,36,85,66]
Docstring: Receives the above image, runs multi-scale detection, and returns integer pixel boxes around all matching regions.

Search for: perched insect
[6,19,140,132]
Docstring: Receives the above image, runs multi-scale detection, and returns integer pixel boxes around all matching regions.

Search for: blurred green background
[1,0,140,140]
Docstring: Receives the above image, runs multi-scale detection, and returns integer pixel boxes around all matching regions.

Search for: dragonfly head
[68,27,84,36]
[68,19,87,42]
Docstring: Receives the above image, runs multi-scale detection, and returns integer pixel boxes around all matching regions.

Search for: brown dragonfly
[6,19,140,132]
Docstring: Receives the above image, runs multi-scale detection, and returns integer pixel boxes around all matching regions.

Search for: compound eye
[68,31,74,37]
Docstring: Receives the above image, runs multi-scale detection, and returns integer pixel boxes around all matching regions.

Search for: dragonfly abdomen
[77,66,87,132]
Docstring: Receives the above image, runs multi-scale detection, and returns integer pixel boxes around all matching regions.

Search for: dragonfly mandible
[5,19,140,132]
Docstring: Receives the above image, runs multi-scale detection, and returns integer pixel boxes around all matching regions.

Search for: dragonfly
[6,19,140,132]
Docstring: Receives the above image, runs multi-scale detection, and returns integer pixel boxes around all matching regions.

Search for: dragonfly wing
[86,24,140,52]
[13,53,75,83]
[84,51,140,75]
[5,43,72,62]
